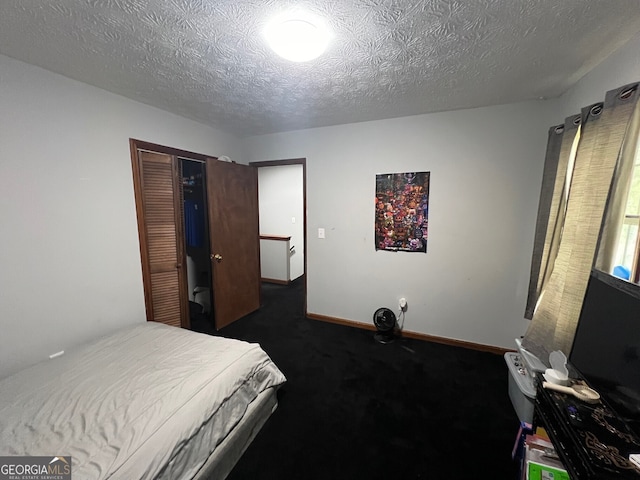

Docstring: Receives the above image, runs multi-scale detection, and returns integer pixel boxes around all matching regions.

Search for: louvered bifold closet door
[136,150,188,328]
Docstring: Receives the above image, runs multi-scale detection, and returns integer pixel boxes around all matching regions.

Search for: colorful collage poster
[375,172,430,252]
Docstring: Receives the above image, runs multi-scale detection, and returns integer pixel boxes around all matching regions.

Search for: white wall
[260,238,291,282]
[557,32,640,114]
[258,165,305,280]
[0,54,243,379]
[243,101,559,349]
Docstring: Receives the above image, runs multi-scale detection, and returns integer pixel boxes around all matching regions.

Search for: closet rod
[178,157,205,163]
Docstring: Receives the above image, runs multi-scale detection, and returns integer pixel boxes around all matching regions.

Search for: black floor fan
[373,307,397,344]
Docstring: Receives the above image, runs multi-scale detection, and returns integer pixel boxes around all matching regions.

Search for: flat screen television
[569,272,640,435]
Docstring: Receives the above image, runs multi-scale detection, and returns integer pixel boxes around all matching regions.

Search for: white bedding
[0,322,286,479]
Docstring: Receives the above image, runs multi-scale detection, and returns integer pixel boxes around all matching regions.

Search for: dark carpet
[192,277,520,479]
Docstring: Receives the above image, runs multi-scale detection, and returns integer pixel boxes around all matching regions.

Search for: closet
[130,139,261,330]
[181,159,213,324]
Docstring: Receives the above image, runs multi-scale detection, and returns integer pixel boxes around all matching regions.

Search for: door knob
[212,253,223,262]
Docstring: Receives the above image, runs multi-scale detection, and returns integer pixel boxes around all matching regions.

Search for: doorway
[250,158,307,313]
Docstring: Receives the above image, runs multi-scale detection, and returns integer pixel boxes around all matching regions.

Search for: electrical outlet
[399,298,407,311]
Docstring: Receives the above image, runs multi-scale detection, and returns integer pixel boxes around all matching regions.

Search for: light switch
[318,228,325,239]
[291,216,296,224]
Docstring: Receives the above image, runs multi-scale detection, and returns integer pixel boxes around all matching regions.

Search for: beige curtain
[524,117,580,318]
[522,83,640,363]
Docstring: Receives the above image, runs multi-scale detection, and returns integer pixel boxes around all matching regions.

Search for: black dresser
[534,375,640,479]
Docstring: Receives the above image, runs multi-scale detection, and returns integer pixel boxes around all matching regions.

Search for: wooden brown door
[206,159,261,329]
[132,150,189,328]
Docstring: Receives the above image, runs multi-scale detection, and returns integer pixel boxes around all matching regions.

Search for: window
[594,100,640,285]
[611,143,640,281]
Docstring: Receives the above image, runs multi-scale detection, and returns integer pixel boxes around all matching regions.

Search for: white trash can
[505,352,536,424]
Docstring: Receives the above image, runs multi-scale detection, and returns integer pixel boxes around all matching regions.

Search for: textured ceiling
[1,1,640,136]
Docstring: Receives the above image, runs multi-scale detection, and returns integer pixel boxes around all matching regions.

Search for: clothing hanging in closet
[184,199,204,248]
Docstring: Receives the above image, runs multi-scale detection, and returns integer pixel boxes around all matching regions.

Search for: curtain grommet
[620,85,638,100]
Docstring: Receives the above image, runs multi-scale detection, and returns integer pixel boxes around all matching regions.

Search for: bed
[0,322,286,479]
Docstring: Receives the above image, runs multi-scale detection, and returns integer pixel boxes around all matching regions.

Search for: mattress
[0,322,286,479]
[192,387,278,480]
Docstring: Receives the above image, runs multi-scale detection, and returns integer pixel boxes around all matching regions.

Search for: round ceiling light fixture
[264,14,331,62]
